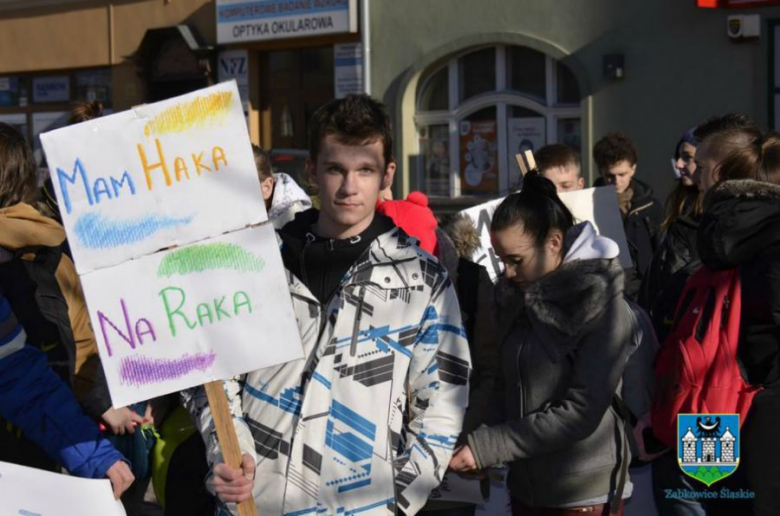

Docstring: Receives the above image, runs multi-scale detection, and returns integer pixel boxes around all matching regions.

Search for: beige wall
[0,1,110,73]
[0,0,215,74]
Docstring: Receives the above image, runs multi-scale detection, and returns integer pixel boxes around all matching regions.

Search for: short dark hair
[593,132,638,170]
[252,145,273,181]
[694,113,758,142]
[0,123,38,208]
[535,144,581,176]
[308,94,393,167]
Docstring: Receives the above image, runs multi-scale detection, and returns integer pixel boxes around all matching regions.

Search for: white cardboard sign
[81,224,302,408]
[41,81,267,275]
[0,461,127,516]
[41,83,303,408]
[459,185,632,282]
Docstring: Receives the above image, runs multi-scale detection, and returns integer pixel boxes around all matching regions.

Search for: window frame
[415,45,582,199]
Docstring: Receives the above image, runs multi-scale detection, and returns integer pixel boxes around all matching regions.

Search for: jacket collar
[496,256,624,360]
[698,179,780,269]
[287,227,428,304]
[627,180,656,216]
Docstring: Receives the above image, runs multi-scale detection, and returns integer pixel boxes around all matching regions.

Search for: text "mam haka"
[56,139,228,215]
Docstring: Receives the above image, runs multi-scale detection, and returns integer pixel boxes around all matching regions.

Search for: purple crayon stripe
[119,352,217,386]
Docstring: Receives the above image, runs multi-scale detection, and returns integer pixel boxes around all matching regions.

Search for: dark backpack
[0,245,75,386]
[0,244,77,469]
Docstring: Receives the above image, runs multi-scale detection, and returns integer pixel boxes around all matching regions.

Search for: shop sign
[33,76,70,104]
[334,43,364,99]
[217,0,358,44]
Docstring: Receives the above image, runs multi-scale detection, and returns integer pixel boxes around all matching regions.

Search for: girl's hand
[449,445,478,472]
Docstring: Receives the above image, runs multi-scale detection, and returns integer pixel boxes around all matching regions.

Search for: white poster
[334,43,364,99]
[41,82,303,408]
[0,461,126,516]
[217,0,358,44]
[41,81,267,275]
[508,118,545,188]
[82,225,302,408]
[459,185,632,282]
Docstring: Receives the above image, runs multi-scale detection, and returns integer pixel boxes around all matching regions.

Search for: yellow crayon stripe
[143,91,233,137]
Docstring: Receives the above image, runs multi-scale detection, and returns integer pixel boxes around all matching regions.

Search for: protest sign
[459,185,632,282]
[0,461,126,516]
[81,224,301,408]
[561,186,632,268]
[41,81,267,275]
[42,82,303,516]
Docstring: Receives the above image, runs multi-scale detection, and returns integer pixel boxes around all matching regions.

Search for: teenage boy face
[600,160,636,194]
[309,134,396,239]
[541,164,585,193]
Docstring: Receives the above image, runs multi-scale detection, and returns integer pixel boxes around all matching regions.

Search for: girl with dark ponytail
[451,172,637,515]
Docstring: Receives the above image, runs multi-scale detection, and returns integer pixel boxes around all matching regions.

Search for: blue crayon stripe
[74,212,193,249]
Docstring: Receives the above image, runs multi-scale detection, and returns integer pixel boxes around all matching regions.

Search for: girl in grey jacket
[450,173,635,515]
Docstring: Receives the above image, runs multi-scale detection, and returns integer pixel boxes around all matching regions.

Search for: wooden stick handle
[204,380,259,516]
[515,153,528,177]
[523,149,537,172]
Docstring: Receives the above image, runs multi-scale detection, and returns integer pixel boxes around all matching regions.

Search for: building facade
[3,0,780,211]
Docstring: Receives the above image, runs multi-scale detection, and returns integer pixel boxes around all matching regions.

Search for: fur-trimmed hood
[525,254,623,342]
[442,214,482,260]
[497,223,624,352]
[698,179,780,270]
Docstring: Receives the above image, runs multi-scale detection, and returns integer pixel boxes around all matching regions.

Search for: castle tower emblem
[677,414,741,487]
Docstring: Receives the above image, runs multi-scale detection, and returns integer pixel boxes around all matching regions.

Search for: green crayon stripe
[158,242,265,277]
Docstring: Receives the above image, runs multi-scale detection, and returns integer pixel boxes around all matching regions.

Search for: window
[0,68,113,167]
[416,45,582,198]
[418,66,448,112]
[458,48,495,103]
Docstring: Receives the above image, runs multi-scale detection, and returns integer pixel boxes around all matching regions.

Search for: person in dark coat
[639,128,702,314]
[450,173,635,516]
[695,132,780,516]
[593,133,663,300]
[648,114,764,516]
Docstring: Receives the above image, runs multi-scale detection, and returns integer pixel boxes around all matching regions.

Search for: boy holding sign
[185,95,471,516]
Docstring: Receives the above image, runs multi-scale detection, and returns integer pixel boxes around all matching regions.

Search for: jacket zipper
[516,335,526,417]
[627,201,653,218]
[516,331,532,505]
[350,285,366,357]
[300,244,310,287]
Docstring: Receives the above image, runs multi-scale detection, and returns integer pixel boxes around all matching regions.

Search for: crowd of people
[0,92,778,516]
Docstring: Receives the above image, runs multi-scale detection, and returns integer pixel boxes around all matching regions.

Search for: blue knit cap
[675,127,698,157]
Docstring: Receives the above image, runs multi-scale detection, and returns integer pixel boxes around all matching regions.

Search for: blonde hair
[718,131,780,185]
